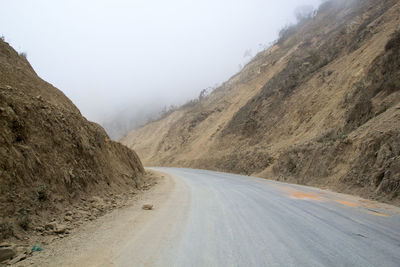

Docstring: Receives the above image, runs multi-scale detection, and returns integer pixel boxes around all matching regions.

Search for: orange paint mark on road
[366,210,391,217]
[336,200,359,207]
[291,192,320,200]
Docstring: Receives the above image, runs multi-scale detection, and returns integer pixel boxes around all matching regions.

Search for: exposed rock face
[0,39,145,241]
[123,0,400,205]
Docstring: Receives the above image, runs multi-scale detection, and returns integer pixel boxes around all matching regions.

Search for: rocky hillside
[0,39,145,242]
[123,0,400,205]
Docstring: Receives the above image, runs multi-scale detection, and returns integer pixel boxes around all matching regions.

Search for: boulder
[53,224,67,234]
[64,216,73,222]
[0,247,16,262]
[65,210,73,216]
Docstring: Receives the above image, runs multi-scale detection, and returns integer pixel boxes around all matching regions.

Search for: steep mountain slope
[123,0,400,205]
[0,39,145,241]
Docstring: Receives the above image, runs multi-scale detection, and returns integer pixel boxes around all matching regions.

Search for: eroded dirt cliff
[0,39,145,242]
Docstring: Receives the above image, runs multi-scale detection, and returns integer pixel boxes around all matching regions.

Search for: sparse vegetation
[294,5,315,22]
[158,105,179,120]
[17,215,30,231]
[147,85,218,125]
[277,5,315,45]
[0,221,14,241]
[36,185,49,201]
[181,99,198,109]
[277,24,298,45]
[385,30,400,51]
[19,51,27,59]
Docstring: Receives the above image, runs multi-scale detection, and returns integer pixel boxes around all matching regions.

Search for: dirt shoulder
[1,170,173,266]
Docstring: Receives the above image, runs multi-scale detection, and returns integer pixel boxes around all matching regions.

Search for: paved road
[115,168,400,267]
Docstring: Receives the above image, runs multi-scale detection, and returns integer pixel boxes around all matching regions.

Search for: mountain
[0,39,145,241]
[122,0,400,205]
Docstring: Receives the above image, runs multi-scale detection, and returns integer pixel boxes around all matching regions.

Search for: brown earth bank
[123,0,400,206]
[0,170,160,266]
[0,38,147,261]
[14,171,172,267]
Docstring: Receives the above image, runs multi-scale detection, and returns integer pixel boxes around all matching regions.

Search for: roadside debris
[142,204,154,210]
[31,244,43,252]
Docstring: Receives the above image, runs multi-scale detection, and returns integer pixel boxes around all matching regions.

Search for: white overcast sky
[1,0,321,123]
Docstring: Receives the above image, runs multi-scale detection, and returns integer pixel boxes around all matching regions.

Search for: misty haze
[1,0,320,139]
[1,0,400,266]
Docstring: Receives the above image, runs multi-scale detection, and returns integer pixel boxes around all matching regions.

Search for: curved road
[115,168,400,267]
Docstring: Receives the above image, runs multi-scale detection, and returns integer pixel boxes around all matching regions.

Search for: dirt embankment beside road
[0,38,148,263]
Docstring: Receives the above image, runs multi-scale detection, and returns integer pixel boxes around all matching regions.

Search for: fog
[1,0,321,138]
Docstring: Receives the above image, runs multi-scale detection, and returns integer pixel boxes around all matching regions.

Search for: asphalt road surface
[115,168,400,267]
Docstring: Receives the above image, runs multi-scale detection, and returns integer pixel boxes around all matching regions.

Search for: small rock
[0,243,12,248]
[35,226,44,232]
[0,247,16,262]
[53,224,67,234]
[78,210,88,215]
[91,196,103,204]
[65,211,73,216]
[45,222,58,230]
[142,204,154,210]
[14,234,23,240]
[64,216,73,222]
